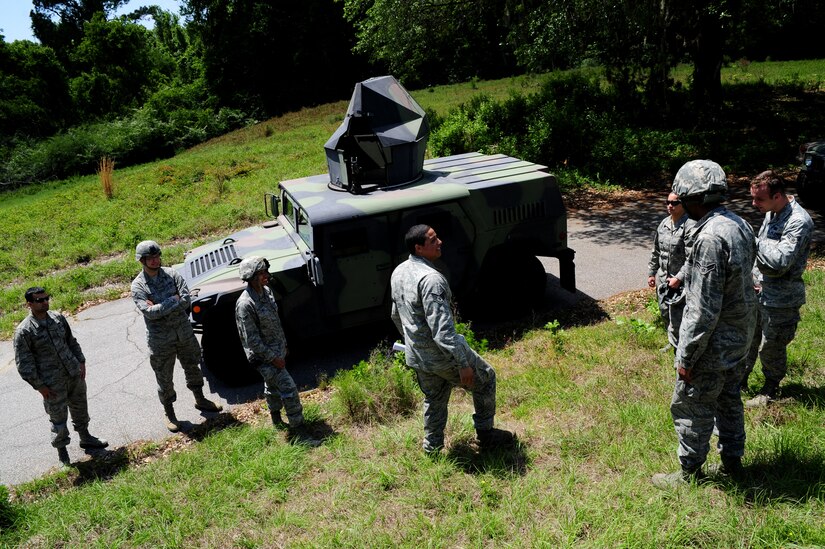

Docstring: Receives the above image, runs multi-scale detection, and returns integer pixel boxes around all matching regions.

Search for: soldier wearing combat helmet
[131,240,223,432]
[652,160,757,488]
[234,256,319,446]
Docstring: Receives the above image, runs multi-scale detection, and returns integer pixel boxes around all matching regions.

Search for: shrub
[330,348,420,424]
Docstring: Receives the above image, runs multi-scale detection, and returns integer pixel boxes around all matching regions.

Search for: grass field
[1,267,822,547]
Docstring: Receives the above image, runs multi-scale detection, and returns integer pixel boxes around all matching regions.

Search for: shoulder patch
[698,261,716,275]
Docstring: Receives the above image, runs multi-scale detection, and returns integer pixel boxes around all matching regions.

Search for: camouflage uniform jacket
[676,206,757,371]
[753,198,814,309]
[647,214,694,283]
[390,254,470,373]
[235,286,286,366]
[131,267,192,335]
[14,311,85,391]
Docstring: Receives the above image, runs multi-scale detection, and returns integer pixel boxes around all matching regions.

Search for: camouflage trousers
[667,301,686,349]
[259,364,303,425]
[744,305,801,386]
[670,362,746,470]
[414,349,496,452]
[42,373,90,449]
[148,328,204,406]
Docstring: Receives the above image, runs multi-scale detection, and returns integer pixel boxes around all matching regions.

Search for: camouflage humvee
[176,76,575,384]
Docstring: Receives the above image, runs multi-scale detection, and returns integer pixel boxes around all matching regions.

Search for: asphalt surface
[1,186,822,486]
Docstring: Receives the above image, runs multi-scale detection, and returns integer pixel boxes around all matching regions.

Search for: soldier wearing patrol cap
[14,287,108,466]
[131,240,223,432]
[390,224,514,454]
[234,256,319,446]
[742,170,814,407]
[652,160,758,488]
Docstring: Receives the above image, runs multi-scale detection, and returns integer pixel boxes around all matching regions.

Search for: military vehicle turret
[176,76,575,384]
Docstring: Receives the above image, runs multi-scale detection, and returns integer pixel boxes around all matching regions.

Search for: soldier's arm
[675,236,725,369]
[235,300,280,365]
[390,302,403,335]
[756,217,812,277]
[59,315,86,364]
[421,274,470,367]
[171,269,193,309]
[13,329,46,392]
[647,226,661,278]
[131,279,180,320]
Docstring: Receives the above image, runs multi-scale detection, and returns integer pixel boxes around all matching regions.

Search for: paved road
[2,186,821,486]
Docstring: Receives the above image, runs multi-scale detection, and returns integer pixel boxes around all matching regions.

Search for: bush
[428,71,699,185]
[330,348,420,424]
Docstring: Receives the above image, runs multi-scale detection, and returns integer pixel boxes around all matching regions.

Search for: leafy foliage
[330,348,420,424]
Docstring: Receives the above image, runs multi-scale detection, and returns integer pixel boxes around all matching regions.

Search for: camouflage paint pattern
[175,152,574,378]
[14,311,90,447]
[391,254,496,451]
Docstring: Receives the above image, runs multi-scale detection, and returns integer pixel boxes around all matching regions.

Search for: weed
[98,156,115,199]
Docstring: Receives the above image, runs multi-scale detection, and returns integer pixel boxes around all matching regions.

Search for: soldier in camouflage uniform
[652,160,757,488]
[14,287,108,466]
[647,192,695,348]
[743,170,814,407]
[235,256,319,446]
[390,224,513,453]
[131,241,222,432]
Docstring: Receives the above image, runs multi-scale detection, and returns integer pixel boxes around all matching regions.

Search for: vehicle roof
[280,152,550,225]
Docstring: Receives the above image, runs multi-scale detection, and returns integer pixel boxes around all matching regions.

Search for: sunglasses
[666,200,681,206]
[31,296,51,303]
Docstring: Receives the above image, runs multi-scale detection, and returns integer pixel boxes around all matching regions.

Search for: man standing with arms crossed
[652,160,757,488]
[132,240,222,432]
[14,287,108,466]
[743,170,814,407]
[391,224,513,454]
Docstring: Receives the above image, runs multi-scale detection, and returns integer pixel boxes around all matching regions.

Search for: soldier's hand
[38,386,57,400]
[459,366,474,388]
[80,362,86,380]
[273,357,286,369]
[145,299,154,306]
[667,277,681,289]
[647,276,656,288]
[677,365,693,384]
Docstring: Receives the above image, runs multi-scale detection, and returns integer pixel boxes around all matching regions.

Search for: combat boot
[745,380,779,408]
[77,428,109,450]
[476,427,516,450]
[269,408,285,427]
[193,389,223,413]
[707,455,745,480]
[287,421,321,448]
[651,466,705,489]
[163,403,180,432]
[57,446,71,466]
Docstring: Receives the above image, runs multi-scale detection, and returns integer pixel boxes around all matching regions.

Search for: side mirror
[265,193,280,218]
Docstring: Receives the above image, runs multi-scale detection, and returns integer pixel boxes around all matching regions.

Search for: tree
[342,0,516,87]
[184,0,368,116]
[0,39,71,143]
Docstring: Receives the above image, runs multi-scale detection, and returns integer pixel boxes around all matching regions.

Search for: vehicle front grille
[493,201,547,225]
[187,244,238,278]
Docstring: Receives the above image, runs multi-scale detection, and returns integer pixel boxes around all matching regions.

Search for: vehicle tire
[200,302,260,387]
[472,248,547,318]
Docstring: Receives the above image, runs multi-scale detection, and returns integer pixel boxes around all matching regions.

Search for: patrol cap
[672,160,727,204]
[135,240,162,261]
[239,256,271,281]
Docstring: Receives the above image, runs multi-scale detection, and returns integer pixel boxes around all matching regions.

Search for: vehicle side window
[297,208,312,247]
[282,192,295,228]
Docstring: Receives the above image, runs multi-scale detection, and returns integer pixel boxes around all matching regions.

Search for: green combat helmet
[174,75,576,385]
[672,159,728,204]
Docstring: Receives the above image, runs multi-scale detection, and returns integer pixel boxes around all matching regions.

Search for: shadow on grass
[712,454,825,504]
[445,436,531,478]
[777,382,825,409]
